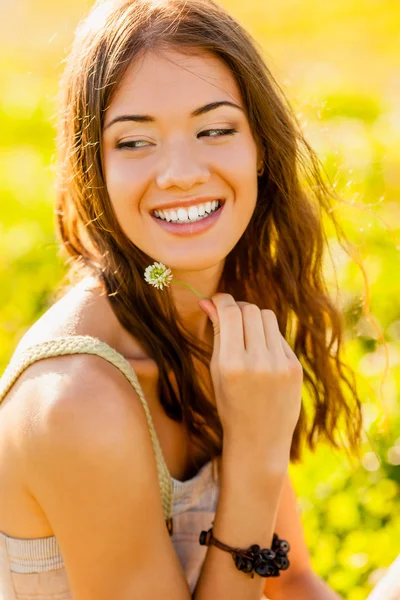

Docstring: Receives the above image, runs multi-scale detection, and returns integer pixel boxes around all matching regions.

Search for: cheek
[103,154,144,215]
[225,141,258,210]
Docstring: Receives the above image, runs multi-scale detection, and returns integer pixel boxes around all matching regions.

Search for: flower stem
[172,280,209,299]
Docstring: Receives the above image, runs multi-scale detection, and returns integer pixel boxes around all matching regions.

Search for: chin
[152,251,227,274]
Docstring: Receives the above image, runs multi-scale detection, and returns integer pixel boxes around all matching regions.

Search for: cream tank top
[0,335,269,599]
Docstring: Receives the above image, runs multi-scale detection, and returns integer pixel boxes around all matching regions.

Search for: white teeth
[153,200,222,223]
[177,207,189,221]
[188,206,199,220]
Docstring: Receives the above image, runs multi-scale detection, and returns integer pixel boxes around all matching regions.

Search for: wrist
[221,436,290,482]
[199,528,291,579]
[211,469,284,556]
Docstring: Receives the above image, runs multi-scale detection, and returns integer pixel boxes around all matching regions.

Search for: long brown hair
[55,0,363,469]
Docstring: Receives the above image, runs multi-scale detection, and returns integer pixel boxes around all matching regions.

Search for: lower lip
[150,202,225,236]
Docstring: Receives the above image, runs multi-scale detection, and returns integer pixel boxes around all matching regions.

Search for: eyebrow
[103,100,243,130]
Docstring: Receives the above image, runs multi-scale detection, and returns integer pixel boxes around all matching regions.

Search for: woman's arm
[269,571,343,600]
[264,474,343,600]
[193,295,303,599]
[193,443,288,600]
[22,355,192,600]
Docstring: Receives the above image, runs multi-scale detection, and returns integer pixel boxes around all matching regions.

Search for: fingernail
[198,300,209,316]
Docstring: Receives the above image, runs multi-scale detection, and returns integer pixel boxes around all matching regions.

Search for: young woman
[0,0,363,598]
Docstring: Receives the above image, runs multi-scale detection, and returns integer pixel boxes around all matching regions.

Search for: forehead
[107,47,243,117]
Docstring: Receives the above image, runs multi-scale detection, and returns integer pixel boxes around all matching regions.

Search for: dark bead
[234,555,246,570]
[249,544,260,555]
[235,554,253,573]
[280,540,290,552]
[255,561,277,577]
[242,558,254,573]
[275,553,290,570]
[280,557,290,570]
[199,531,207,545]
[261,549,275,561]
[256,555,280,576]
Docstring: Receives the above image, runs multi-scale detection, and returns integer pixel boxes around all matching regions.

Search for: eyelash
[198,128,238,138]
[116,128,238,150]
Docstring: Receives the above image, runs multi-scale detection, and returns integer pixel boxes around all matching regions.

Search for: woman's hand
[198,293,303,464]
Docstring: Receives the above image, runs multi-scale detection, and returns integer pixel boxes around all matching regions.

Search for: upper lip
[150,196,225,213]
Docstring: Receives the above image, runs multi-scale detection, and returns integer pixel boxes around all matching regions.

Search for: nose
[156,141,210,190]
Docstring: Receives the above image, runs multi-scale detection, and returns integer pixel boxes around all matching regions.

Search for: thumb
[198,299,220,340]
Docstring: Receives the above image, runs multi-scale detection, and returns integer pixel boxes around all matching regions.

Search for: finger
[198,299,220,356]
[238,303,296,362]
[236,301,268,352]
[260,309,287,360]
[206,293,245,360]
[279,334,298,363]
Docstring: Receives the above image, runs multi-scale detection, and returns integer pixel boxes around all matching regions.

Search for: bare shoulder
[16,354,189,599]
[11,275,150,367]
[18,351,149,462]
[14,276,122,353]
[21,350,156,493]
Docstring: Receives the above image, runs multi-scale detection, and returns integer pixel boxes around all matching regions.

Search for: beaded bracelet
[199,528,290,578]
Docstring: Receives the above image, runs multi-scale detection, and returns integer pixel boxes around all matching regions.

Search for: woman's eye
[116,140,151,150]
[198,128,238,138]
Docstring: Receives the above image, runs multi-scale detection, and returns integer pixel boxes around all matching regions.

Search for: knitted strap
[0,335,173,520]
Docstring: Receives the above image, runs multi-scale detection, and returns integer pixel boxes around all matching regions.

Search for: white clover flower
[144,261,173,290]
[144,261,208,299]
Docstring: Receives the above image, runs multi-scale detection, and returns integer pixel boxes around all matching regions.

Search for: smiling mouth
[152,199,225,224]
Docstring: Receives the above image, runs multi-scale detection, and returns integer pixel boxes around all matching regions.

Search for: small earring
[257,164,265,176]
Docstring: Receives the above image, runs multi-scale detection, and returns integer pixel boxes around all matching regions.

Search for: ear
[256,146,266,172]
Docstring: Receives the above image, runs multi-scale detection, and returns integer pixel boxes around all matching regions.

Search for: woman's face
[102,47,259,271]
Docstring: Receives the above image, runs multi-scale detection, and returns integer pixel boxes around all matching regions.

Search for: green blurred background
[1,1,399,597]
